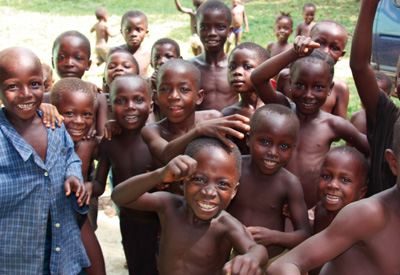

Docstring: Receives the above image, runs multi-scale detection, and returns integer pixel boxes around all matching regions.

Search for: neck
[126,44,141,54]
[204,50,227,65]
[240,91,262,108]
[166,112,196,134]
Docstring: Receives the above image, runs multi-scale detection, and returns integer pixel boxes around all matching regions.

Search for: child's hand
[39,103,64,129]
[64,176,89,207]
[150,69,159,91]
[159,155,197,183]
[247,226,274,247]
[245,26,249,34]
[83,181,93,205]
[82,125,97,140]
[196,114,251,149]
[223,254,262,275]
[104,120,122,140]
[293,35,320,57]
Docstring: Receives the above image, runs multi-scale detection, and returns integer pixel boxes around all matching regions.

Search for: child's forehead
[0,50,42,78]
[231,48,258,62]
[109,52,134,62]
[160,66,197,82]
[304,6,316,12]
[198,9,230,23]
[153,43,178,54]
[114,78,149,96]
[123,16,147,28]
[276,17,292,25]
[55,36,89,53]
[312,23,347,40]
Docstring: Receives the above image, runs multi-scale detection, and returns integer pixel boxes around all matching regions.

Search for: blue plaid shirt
[0,109,90,274]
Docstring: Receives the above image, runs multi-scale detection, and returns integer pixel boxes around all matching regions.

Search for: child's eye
[341,177,351,183]
[7,84,17,90]
[229,64,237,70]
[154,55,161,61]
[322,174,331,180]
[244,65,253,70]
[116,98,126,104]
[284,27,289,30]
[136,28,143,32]
[217,24,226,30]
[192,177,205,184]
[135,98,144,103]
[84,112,93,117]
[76,56,83,61]
[295,83,305,88]
[124,64,132,69]
[331,46,341,52]
[125,28,132,33]
[260,139,270,145]
[315,85,324,91]
[280,143,289,149]
[200,25,208,31]
[218,181,231,189]
[31,82,42,88]
[65,111,74,116]
[166,54,174,59]
[160,87,169,93]
[181,87,190,93]
[57,55,65,60]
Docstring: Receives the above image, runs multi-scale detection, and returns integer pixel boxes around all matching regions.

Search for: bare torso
[320,77,349,119]
[93,21,109,45]
[231,5,245,30]
[267,42,293,57]
[296,22,316,37]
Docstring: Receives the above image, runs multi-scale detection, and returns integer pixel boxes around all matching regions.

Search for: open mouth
[124,115,139,122]
[68,128,85,135]
[325,194,341,203]
[264,159,278,168]
[17,103,35,110]
[197,201,218,211]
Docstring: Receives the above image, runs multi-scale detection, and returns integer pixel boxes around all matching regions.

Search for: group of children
[1,0,400,274]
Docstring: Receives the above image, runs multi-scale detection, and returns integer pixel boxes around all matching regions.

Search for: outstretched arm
[243,7,249,33]
[174,0,195,14]
[349,0,381,124]
[334,118,370,156]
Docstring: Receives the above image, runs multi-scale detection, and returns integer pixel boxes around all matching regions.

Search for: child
[112,137,268,274]
[0,47,90,274]
[91,74,159,274]
[251,40,369,209]
[314,146,369,234]
[228,104,310,265]
[266,116,400,275]
[295,3,316,37]
[90,7,118,66]
[350,0,400,196]
[111,10,151,78]
[189,0,239,111]
[310,20,349,119]
[267,12,293,57]
[174,0,205,56]
[349,70,393,135]
[222,42,269,154]
[50,78,106,275]
[226,0,249,54]
[42,63,54,93]
[141,59,250,194]
[51,30,108,137]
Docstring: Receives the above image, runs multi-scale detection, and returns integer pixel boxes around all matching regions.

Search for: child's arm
[248,177,311,250]
[349,0,381,124]
[96,92,108,137]
[64,175,89,207]
[105,23,119,38]
[174,0,195,15]
[90,138,111,197]
[111,155,197,211]
[295,22,302,37]
[243,6,249,33]
[331,79,350,119]
[141,115,250,164]
[38,103,64,129]
[252,36,319,106]
[333,117,370,156]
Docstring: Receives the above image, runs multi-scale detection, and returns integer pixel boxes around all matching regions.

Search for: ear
[195,89,204,105]
[358,186,368,200]
[338,50,346,61]
[228,26,233,37]
[86,60,92,71]
[149,100,154,113]
[385,149,398,177]
[231,182,240,199]
[153,91,159,105]
[194,24,198,35]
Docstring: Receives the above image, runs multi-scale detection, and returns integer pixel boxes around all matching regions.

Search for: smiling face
[156,66,203,124]
[105,52,138,86]
[290,60,333,116]
[52,36,91,79]
[247,114,297,175]
[111,77,152,131]
[228,48,260,94]
[310,23,347,63]
[151,44,180,70]
[0,48,44,122]
[318,150,367,213]
[274,18,293,43]
[196,9,231,53]
[56,91,94,142]
[302,6,316,24]
[121,16,148,48]
[184,145,239,221]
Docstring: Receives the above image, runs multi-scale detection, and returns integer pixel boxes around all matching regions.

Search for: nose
[19,85,31,97]
[232,66,243,76]
[160,56,169,67]
[73,114,84,125]
[168,88,181,100]
[201,185,217,198]
[304,87,314,99]
[327,178,340,190]
[208,26,217,36]
[267,144,278,157]
[65,57,74,67]
[126,99,137,109]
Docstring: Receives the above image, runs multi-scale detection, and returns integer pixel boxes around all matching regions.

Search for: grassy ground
[0,0,366,119]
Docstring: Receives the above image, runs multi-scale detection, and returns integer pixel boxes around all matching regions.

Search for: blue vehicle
[372,0,400,77]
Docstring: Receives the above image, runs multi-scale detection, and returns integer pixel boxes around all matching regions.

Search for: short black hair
[303,3,316,11]
[310,20,348,46]
[249,104,299,139]
[50,78,94,108]
[106,49,140,75]
[109,73,152,105]
[156,59,201,90]
[95,7,107,20]
[185,137,242,179]
[231,42,270,64]
[196,0,232,25]
[121,10,148,28]
[290,49,335,82]
[276,11,293,27]
[52,31,91,58]
[151,38,181,58]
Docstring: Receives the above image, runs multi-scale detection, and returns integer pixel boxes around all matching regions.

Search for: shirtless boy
[92,74,159,274]
[174,0,205,56]
[251,39,369,209]
[266,117,400,275]
[141,59,250,193]
[226,0,249,54]
[189,0,239,111]
[112,137,268,275]
[90,7,118,66]
[222,42,269,154]
[350,0,400,196]
[267,12,293,57]
[228,104,310,264]
[295,3,316,37]
[111,10,151,78]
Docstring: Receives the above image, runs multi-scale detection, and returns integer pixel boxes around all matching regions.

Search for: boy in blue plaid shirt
[0,47,90,274]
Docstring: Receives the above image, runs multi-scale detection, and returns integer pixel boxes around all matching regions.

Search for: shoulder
[333,77,349,95]
[197,110,224,120]
[221,104,241,116]
[215,210,244,229]
[189,54,206,66]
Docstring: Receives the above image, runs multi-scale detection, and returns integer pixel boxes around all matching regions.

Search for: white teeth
[264,160,277,166]
[17,103,34,109]
[69,129,83,134]
[303,103,313,107]
[325,195,340,203]
[208,41,217,44]
[198,201,217,210]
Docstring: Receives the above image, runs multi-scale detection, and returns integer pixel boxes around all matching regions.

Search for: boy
[226,0,249,54]
[295,3,316,37]
[251,40,369,209]
[0,47,90,274]
[174,0,205,56]
[266,117,400,275]
[189,0,239,111]
[51,30,108,137]
[111,137,268,274]
[111,10,151,78]
[222,42,269,154]
[90,7,118,66]
[350,0,400,196]
[228,104,310,264]
[310,20,350,119]
[91,74,159,274]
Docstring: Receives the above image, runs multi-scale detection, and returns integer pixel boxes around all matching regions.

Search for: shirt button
[55,223,60,228]
[44,171,49,176]
[55,247,60,252]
